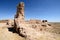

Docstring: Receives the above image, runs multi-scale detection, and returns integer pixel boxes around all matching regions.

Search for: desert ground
[0,21,60,40]
[0,2,60,40]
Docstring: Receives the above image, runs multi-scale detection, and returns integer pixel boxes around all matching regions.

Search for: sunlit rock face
[14,2,25,21]
[13,2,53,40]
[0,2,56,40]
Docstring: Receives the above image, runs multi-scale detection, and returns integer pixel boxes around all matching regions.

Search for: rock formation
[14,2,24,21]
[13,2,54,40]
[0,2,57,40]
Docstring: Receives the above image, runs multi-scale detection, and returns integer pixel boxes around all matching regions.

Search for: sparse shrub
[41,25,46,27]
[48,24,51,26]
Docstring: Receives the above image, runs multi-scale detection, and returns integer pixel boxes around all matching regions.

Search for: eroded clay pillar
[15,2,25,21]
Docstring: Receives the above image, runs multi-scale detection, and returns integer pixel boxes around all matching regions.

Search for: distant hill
[0,20,8,23]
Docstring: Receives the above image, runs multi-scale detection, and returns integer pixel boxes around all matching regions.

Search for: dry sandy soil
[0,27,25,40]
[0,22,60,40]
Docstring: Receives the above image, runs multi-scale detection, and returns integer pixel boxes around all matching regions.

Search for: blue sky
[0,0,60,22]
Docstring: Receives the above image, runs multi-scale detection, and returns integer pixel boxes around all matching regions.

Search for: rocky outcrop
[0,2,56,40]
[13,2,54,40]
[14,2,24,21]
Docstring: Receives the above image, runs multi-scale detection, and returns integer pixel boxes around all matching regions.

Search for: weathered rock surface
[6,19,14,27]
[0,2,60,40]
[14,20,56,40]
[13,2,56,40]
[0,27,25,40]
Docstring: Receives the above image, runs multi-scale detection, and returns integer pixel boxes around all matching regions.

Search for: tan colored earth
[0,27,25,40]
[0,25,60,40]
[0,2,60,40]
